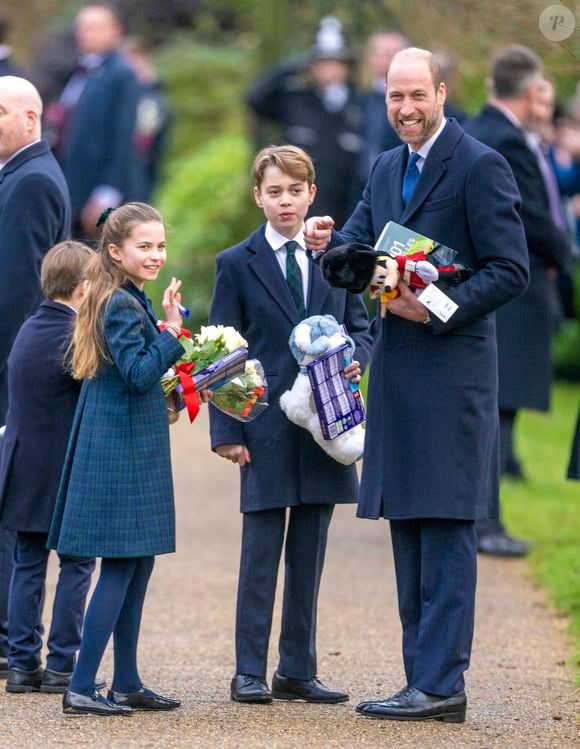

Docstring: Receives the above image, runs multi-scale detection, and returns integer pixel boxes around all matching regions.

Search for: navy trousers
[0,528,16,661]
[8,531,94,672]
[236,504,333,681]
[389,519,477,697]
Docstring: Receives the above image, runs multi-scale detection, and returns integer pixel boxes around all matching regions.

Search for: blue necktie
[401,151,421,207]
[285,241,306,320]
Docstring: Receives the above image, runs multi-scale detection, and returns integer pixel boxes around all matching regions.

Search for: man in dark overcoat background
[0,75,71,678]
[48,4,140,237]
[465,45,572,556]
[306,47,529,721]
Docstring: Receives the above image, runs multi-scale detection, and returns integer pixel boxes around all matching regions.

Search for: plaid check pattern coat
[48,283,185,557]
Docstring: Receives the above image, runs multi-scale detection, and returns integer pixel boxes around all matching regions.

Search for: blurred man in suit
[48,4,140,237]
[0,75,71,678]
[465,46,572,556]
[306,47,528,721]
[0,15,28,78]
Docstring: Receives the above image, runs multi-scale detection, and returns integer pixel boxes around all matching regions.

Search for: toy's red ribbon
[175,361,199,422]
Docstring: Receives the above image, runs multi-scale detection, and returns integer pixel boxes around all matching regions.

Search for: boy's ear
[253,186,263,208]
[308,183,317,204]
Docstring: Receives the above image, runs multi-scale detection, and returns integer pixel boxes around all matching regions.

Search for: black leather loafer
[271,671,348,703]
[107,686,181,711]
[356,686,466,722]
[63,689,133,716]
[477,532,530,557]
[6,667,44,693]
[40,669,107,694]
[230,674,272,703]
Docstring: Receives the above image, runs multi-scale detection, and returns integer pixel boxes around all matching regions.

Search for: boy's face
[254,165,316,238]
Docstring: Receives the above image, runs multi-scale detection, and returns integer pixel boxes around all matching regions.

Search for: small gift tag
[417,283,458,322]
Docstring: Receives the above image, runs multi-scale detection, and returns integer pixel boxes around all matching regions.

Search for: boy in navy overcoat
[0,242,95,693]
[209,145,371,704]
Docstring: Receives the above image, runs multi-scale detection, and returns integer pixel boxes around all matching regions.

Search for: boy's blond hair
[41,241,94,301]
[252,145,315,188]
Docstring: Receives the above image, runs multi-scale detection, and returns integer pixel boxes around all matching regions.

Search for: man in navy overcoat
[0,76,70,678]
[306,47,529,722]
[465,46,572,556]
[50,4,139,236]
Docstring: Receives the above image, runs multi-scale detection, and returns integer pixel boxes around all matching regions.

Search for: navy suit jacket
[335,118,529,520]
[465,105,572,411]
[0,140,71,423]
[58,51,140,219]
[0,301,79,532]
[209,225,372,513]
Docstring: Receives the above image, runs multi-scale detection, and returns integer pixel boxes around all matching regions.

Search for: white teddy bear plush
[279,314,365,465]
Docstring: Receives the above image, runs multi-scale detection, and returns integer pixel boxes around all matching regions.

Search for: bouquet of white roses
[160,324,268,423]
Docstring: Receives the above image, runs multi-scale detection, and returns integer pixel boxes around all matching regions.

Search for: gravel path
[0,410,577,748]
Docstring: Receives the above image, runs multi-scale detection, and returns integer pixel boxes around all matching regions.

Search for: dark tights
[69,556,155,695]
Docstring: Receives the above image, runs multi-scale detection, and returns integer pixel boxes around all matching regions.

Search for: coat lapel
[306,259,331,316]
[389,146,407,223]
[399,119,463,225]
[247,228,300,326]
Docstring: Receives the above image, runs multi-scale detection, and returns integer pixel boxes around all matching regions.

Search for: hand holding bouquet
[160,324,268,423]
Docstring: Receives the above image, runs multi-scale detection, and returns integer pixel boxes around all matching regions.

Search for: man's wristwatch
[421,311,431,325]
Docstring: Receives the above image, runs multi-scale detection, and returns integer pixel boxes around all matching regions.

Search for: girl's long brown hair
[71,202,164,380]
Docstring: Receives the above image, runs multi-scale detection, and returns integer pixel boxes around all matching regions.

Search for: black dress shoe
[107,686,181,711]
[477,531,530,557]
[6,667,44,693]
[230,674,272,703]
[63,689,133,716]
[271,671,349,703]
[40,669,107,694]
[356,686,466,722]
[0,657,8,679]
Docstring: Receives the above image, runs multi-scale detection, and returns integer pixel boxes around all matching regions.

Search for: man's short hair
[492,45,543,99]
[41,241,93,300]
[252,145,315,188]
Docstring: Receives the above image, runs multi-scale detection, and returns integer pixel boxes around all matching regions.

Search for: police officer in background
[247,16,364,229]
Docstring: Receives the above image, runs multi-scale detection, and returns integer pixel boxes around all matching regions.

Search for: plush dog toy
[320,243,471,317]
[279,315,365,465]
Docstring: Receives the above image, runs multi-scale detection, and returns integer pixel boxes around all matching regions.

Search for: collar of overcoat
[246,226,331,325]
[122,281,159,331]
[390,118,465,225]
[0,140,51,185]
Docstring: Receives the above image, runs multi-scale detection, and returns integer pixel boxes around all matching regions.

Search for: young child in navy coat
[48,203,211,716]
[209,145,372,704]
[0,241,95,694]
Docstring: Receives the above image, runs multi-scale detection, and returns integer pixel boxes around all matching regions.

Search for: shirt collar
[492,102,523,129]
[408,117,447,163]
[0,140,41,171]
[265,222,306,252]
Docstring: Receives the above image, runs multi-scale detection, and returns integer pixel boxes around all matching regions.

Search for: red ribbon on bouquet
[159,321,198,422]
[175,360,200,422]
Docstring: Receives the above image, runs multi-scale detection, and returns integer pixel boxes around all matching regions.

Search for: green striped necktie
[285,240,306,320]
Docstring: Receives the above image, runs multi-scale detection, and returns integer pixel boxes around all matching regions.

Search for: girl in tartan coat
[48,203,209,716]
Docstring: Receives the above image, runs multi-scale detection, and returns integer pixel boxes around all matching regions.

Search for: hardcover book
[306,343,366,441]
[374,221,458,267]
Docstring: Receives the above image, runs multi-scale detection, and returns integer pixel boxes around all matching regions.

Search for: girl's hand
[162,277,183,329]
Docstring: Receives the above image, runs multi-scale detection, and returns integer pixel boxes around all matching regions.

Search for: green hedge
[151,133,261,323]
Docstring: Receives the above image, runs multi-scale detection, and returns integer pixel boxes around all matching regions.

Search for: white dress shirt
[265,222,309,306]
[408,117,448,173]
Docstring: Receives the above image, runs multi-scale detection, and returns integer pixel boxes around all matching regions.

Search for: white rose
[222,326,248,351]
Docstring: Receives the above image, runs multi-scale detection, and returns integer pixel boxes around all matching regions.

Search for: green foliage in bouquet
[212,360,266,419]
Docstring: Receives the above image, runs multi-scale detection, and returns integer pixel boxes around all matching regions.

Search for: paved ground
[0,409,577,748]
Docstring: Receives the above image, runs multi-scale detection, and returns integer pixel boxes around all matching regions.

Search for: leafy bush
[151,133,261,324]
